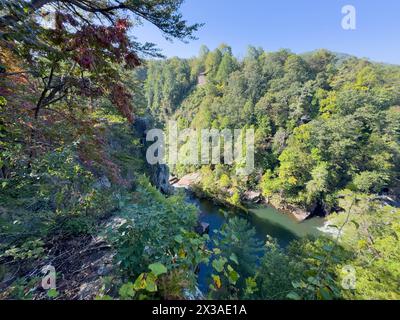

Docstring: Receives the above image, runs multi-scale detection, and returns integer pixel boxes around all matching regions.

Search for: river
[185,194,325,294]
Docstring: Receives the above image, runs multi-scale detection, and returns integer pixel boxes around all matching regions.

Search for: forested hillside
[143,45,400,215]
[139,46,400,300]
[0,0,209,300]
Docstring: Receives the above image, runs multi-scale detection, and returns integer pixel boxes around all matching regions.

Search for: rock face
[132,116,151,141]
[309,201,328,218]
[151,163,172,194]
[195,221,210,235]
[171,172,201,189]
[243,191,261,203]
[290,208,312,222]
[375,195,400,208]
[267,196,312,222]
[133,117,172,195]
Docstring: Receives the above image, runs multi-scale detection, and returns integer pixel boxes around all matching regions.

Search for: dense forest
[1,0,399,301]
[144,45,400,212]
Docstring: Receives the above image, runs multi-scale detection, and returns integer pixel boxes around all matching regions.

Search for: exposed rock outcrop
[375,195,400,208]
[171,172,201,189]
[243,191,261,203]
[195,221,210,235]
[265,196,312,222]
[150,164,172,194]
[133,117,172,194]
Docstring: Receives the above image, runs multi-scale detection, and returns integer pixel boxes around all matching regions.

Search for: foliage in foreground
[108,177,210,300]
[1,1,399,301]
[208,194,400,300]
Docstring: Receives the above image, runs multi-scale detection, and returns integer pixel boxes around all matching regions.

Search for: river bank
[169,172,328,293]
[182,191,324,294]
[170,173,314,222]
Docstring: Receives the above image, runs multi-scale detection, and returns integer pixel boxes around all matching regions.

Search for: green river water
[186,195,325,293]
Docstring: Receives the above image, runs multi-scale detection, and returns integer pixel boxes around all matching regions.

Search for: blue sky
[133,0,400,64]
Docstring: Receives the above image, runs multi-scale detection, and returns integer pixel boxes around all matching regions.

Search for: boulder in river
[291,208,312,222]
[195,221,210,235]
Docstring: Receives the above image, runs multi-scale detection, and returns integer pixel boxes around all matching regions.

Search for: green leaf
[213,248,221,255]
[227,265,240,285]
[119,282,135,298]
[291,281,303,289]
[212,257,226,273]
[148,263,167,276]
[245,277,258,295]
[47,289,59,298]
[145,273,158,292]
[307,276,320,286]
[95,295,113,300]
[229,253,239,265]
[287,292,301,300]
[133,273,158,293]
[319,287,332,300]
[174,235,183,243]
[133,273,147,290]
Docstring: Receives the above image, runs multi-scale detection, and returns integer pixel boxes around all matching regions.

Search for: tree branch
[34,62,56,119]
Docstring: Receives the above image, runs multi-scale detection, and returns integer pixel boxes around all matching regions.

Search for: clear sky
[133,0,400,65]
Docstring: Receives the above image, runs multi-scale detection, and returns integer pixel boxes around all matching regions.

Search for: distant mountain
[301,50,399,67]
[300,50,354,65]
